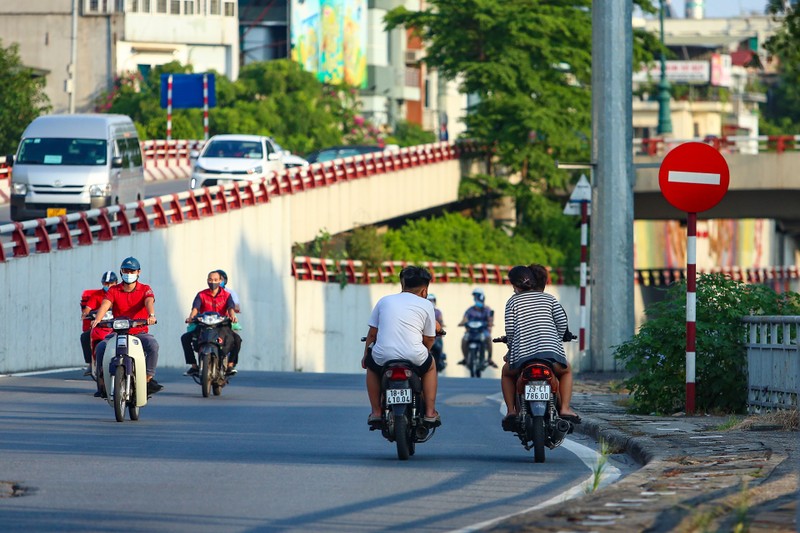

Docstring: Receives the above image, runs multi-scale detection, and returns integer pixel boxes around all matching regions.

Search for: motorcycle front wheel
[113,365,126,423]
[201,356,212,398]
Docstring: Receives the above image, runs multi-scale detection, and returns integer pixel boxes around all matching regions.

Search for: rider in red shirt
[182,270,238,376]
[90,257,162,396]
[79,271,117,375]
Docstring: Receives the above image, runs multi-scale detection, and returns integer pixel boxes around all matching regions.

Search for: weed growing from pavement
[585,439,610,494]
[714,416,743,431]
[732,479,751,533]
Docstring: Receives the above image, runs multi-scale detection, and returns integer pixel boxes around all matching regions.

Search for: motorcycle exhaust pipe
[552,419,571,442]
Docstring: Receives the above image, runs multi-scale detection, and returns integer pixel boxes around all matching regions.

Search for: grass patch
[584,439,611,494]
[732,409,798,431]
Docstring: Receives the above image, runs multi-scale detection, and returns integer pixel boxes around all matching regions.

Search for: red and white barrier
[635,134,800,156]
[0,157,9,203]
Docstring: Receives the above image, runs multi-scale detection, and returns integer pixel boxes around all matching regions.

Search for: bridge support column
[589,0,635,371]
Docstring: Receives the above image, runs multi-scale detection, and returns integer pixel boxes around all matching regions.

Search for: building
[0,0,239,114]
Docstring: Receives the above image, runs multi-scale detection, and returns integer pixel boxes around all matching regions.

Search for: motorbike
[87,309,113,382]
[189,311,233,398]
[494,331,577,463]
[362,332,444,460]
[96,317,153,423]
[464,320,488,378]
[431,336,447,372]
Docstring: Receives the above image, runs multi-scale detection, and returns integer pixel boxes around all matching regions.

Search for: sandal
[367,414,382,427]
[423,412,441,427]
[502,414,517,432]
[560,413,582,424]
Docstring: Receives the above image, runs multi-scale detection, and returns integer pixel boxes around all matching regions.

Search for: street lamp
[657,0,673,135]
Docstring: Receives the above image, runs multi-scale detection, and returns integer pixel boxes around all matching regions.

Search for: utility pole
[590,0,634,371]
[657,0,673,135]
[68,0,78,113]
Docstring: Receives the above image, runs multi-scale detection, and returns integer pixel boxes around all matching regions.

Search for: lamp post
[657,0,673,135]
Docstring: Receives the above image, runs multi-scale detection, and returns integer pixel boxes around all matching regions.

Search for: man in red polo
[182,270,238,376]
[91,256,162,396]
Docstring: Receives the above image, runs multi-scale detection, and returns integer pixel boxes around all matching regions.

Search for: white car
[190,134,284,189]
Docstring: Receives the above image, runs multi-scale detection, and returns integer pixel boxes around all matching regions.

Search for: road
[0,370,631,532]
[0,179,190,224]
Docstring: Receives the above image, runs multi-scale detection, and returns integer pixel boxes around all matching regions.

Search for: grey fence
[743,316,800,413]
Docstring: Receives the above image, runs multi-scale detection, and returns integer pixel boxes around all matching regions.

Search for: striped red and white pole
[579,201,588,351]
[686,212,697,414]
[202,73,209,141]
[166,74,173,141]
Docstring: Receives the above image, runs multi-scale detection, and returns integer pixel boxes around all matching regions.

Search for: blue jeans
[95,333,160,378]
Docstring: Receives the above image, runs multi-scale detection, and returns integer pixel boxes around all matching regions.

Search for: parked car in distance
[281,153,309,168]
[8,113,144,221]
[190,134,284,189]
[304,145,385,165]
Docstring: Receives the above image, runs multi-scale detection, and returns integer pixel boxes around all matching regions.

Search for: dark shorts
[365,351,434,376]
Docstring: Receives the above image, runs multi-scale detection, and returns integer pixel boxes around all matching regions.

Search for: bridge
[1,138,799,375]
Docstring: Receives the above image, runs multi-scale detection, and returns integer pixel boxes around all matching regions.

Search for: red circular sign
[658,142,730,213]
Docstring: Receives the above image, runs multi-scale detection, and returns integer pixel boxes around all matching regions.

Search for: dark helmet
[120,257,141,271]
[101,271,118,284]
[216,269,228,283]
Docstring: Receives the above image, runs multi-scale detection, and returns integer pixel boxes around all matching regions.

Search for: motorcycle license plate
[525,383,551,401]
[386,389,411,405]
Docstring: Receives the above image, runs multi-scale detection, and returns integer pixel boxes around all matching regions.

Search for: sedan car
[304,145,385,165]
[190,134,284,189]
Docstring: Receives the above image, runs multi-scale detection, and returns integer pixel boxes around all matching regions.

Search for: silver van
[8,114,145,221]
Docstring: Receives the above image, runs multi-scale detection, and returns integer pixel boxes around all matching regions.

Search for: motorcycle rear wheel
[113,365,126,423]
[201,357,212,398]
[530,415,546,463]
[394,414,412,460]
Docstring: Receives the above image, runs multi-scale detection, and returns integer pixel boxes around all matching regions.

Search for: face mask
[474,299,484,308]
[121,273,138,284]
[103,286,111,292]
[220,280,226,288]
[208,282,220,291]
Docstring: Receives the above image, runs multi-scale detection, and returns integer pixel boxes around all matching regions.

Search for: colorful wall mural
[290,0,367,88]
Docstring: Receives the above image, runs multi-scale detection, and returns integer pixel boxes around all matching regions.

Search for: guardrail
[140,139,204,167]
[743,316,799,412]
[0,142,458,262]
[635,134,800,156]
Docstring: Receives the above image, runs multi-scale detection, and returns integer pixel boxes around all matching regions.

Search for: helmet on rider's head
[101,271,118,284]
[427,293,437,303]
[216,269,228,287]
[120,257,141,271]
[472,288,485,303]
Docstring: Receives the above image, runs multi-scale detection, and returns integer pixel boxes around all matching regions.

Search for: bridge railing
[140,139,205,167]
[0,142,458,262]
[743,315,799,413]
[635,134,800,156]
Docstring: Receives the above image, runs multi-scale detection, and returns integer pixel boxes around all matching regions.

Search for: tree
[763,3,800,133]
[0,40,50,154]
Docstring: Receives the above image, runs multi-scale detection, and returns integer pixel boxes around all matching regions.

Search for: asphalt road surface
[0,369,633,532]
[0,179,190,224]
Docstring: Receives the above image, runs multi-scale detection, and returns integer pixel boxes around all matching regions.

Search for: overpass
[1,138,799,375]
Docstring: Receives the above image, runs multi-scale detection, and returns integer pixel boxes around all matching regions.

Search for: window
[88,0,99,11]
[142,0,150,12]
[170,0,180,14]
[156,0,166,13]
[128,0,138,12]
[223,1,234,16]
[183,0,194,14]
[126,138,143,167]
[17,138,108,166]
[115,0,124,11]
[209,0,219,14]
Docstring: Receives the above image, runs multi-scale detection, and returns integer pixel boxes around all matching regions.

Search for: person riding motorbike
[500,264,580,430]
[457,288,497,367]
[216,269,242,371]
[427,293,447,371]
[362,266,441,428]
[90,257,162,396]
[80,271,118,376]
[182,270,238,376]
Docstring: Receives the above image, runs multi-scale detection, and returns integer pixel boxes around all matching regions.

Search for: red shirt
[81,288,106,332]
[103,282,155,335]
[192,288,233,315]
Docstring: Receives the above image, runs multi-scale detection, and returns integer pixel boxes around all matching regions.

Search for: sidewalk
[488,373,798,533]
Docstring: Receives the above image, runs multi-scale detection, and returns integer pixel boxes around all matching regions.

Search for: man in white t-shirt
[361,266,441,427]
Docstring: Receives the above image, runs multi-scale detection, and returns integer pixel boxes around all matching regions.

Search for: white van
[8,114,145,221]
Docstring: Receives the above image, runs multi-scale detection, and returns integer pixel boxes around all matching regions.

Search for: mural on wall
[634,219,772,270]
[290,0,367,88]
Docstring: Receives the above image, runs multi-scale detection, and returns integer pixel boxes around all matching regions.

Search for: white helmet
[427,293,436,302]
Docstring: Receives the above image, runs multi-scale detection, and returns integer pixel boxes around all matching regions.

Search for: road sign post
[658,142,730,414]
[564,174,592,353]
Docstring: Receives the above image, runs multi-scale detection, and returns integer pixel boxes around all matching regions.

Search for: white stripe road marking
[668,170,721,185]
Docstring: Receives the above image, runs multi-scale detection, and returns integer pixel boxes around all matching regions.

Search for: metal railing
[634,134,800,156]
[743,316,799,413]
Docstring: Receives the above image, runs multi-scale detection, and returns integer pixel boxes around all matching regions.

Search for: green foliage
[386,120,437,147]
[0,40,51,154]
[614,274,800,415]
[346,226,386,268]
[382,212,563,266]
[762,5,800,132]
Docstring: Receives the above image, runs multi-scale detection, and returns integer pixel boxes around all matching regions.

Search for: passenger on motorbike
[216,269,243,371]
[427,293,447,372]
[500,265,580,428]
[182,270,238,376]
[457,288,497,367]
[80,271,118,376]
[91,257,162,396]
[362,266,441,427]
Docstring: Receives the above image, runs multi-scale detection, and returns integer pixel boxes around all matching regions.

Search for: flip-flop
[501,414,517,432]
[560,413,582,424]
[423,412,441,427]
[367,414,382,426]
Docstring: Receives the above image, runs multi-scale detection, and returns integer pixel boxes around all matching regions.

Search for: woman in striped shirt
[500,265,580,429]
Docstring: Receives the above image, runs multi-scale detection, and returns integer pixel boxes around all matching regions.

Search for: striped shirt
[504,291,568,369]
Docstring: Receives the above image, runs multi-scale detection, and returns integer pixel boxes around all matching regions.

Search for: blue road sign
[160,73,216,109]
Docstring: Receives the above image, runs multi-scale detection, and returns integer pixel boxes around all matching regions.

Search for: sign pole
[579,201,589,352]
[686,212,697,414]
[203,73,209,141]
[166,74,173,141]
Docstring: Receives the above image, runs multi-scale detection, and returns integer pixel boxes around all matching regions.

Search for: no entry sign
[658,142,730,213]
